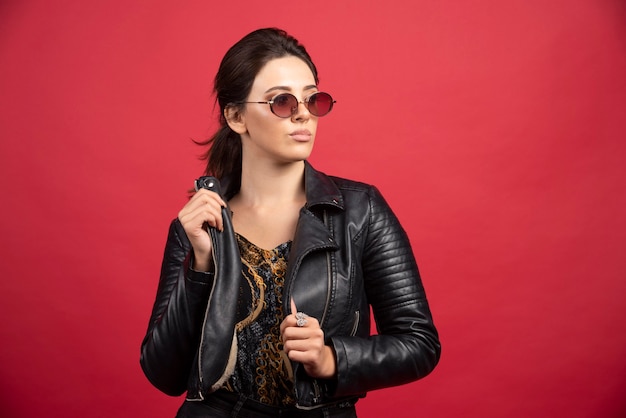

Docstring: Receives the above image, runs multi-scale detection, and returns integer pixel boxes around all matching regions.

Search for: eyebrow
[264,84,318,94]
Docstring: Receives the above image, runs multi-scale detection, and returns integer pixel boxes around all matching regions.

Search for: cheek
[245,112,277,135]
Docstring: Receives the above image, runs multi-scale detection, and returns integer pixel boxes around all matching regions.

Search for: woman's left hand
[280,299,337,379]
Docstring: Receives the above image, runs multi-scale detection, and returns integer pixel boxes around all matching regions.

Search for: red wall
[1,1,625,417]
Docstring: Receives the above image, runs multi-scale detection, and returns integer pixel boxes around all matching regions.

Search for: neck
[236,160,306,207]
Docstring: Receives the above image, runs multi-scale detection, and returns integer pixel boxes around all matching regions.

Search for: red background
[1,1,625,417]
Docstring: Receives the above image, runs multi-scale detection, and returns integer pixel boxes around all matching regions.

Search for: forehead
[251,56,317,92]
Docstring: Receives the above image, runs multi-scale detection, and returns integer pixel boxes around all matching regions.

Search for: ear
[224,105,247,135]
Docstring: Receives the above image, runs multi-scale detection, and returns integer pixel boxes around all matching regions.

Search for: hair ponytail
[196,125,241,197]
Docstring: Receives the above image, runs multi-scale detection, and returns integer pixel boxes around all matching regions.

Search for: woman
[140,28,440,417]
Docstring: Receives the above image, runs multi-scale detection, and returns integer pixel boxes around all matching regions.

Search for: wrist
[319,345,337,379]
[191,250,213,272]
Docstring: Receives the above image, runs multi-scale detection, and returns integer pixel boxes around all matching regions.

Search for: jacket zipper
[192,235,219,401]
[313,211,333,404]
[350,310,360,336]
[319,210,332,327]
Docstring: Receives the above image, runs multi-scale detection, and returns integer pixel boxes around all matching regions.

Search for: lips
[289,129,312,142]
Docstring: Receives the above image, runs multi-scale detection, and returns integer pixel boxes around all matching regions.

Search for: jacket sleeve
[139,219,214,396]
[330,186,441,397]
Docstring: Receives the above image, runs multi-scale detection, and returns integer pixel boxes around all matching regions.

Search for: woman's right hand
[177,189,226,272]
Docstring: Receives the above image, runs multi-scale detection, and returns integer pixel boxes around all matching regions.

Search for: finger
[290,298,297,316]
[190,191,226,212]
[198,192,226,231]
[184,192,226,219]
[179,198,225,231]
[189,189,226,207]
[283,325,322,341]
[179,208,221,234]
[284,336,325,362]
[192,210,222,232]
[281,300,298,336]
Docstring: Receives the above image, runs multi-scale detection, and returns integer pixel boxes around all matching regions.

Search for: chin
[288,143,314,160]
[280,151,313,164]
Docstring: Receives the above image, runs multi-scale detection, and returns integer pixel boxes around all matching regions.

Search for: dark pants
[176,391,357,418]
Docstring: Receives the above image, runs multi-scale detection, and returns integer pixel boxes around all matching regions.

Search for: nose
[291,100,311,121]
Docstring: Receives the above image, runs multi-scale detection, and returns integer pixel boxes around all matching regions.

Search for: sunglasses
[243,92,336,118]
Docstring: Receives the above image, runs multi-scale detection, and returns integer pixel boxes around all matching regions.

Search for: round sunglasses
[242,92,336,118]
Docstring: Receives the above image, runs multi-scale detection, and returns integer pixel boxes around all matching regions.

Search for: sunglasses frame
[242,92,336,118]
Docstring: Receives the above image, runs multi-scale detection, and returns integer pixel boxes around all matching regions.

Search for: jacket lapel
[285,206,339,321]
[284,162,343,321]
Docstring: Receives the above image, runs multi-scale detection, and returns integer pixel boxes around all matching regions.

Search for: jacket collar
[219,161,344,212]
[303,161,344,211]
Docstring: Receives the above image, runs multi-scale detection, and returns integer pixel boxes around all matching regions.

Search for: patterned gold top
[224,233,295,406]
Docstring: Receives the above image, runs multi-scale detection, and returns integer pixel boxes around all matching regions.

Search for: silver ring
[296,312,308,327]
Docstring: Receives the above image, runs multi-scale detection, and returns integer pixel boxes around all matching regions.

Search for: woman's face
[232,55,319,165]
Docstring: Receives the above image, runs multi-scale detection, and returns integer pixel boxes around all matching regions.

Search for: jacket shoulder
[327,175,386,206]
[327,175,375,192]
[304,162,386,211]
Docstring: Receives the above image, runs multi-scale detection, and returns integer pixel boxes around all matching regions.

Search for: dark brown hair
[198,28,318,196]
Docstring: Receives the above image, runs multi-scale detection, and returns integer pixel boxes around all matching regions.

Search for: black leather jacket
[140,162,441,409]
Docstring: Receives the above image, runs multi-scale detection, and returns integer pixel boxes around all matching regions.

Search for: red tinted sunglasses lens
[307,92,334,116]
[271,94,298,117]
[269,92,335,117]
